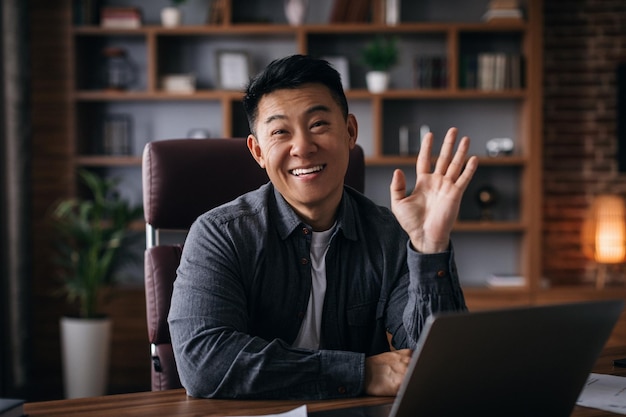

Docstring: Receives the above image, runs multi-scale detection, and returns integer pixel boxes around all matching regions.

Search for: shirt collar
[270,184,359,242]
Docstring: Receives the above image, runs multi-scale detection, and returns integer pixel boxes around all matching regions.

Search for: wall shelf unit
[69,0,543,308]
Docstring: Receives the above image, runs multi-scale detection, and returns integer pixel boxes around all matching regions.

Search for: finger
[455,155,479,191]
[445,135,471,180]
[433,127,458,175]
[389,169,407,204]
[416,131,433,175]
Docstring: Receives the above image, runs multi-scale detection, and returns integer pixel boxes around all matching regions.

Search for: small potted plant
[161,0,186,27]
[361,36,399,93]
[52,169,142,398]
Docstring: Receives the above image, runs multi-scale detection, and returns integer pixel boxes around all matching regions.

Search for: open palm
[390,127,478,254]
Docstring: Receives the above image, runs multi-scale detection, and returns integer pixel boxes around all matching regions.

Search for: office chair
[142,138,365,391]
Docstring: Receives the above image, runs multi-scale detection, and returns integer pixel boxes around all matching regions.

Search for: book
[100,7,142,29]
[0,398,24,417]
[73,0,100,25]
[330,0,370,23]
[482,0,523,22]
[474,53,523,90]
[414,56,447,89]
[486,274,525,288]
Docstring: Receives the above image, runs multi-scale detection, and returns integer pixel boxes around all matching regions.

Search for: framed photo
[216,50,251,90]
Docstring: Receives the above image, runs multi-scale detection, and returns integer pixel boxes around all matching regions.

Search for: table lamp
[581,194,626,289]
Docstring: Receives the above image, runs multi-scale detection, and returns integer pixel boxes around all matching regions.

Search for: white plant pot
[60,316,112,398]
[161,7,182,27]
[366,71,390,93]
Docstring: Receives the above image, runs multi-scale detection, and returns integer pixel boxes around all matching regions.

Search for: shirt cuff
[407,240,459,292]
[319,349,365,397]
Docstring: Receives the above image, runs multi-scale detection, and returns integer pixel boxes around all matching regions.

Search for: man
[168,54,478,400]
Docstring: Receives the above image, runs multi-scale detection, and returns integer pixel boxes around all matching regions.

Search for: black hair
[243,54,349,135]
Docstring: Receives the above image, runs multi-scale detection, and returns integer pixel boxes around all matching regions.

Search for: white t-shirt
[292,225,334,349]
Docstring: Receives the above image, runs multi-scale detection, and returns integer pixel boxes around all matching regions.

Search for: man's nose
[290,129,316,156]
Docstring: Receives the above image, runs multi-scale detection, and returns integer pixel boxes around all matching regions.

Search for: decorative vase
[366,71,390,93]
[284,0,308,25]
[60,316,112,398]
[161,7,182,27]
[385,0,401,25]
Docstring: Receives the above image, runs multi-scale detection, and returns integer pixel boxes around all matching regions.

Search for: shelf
[454,221,526,232]
[68,0,543,311]
[73,21,528,36]
[362,89,527,99]
[73,89,526,101]
[76,156,142,166]
[365,156,526,166]
[74,90,243,101]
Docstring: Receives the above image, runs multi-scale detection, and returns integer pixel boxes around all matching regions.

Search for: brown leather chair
[142,138,365,391]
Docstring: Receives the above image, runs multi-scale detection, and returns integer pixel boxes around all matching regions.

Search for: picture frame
[216,50,251,90]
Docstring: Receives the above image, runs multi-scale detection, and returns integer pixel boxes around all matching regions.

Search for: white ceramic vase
[366,71,390,93]
[161,7,182,27]
[284,0,308,25]
[60,316,112,398]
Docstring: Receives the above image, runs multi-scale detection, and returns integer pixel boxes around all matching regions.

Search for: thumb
[390,169,407,205]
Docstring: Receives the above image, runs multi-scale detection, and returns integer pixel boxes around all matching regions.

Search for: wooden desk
[25,346,626,417]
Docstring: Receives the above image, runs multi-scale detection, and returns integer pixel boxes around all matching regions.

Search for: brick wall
[543,0,626,285]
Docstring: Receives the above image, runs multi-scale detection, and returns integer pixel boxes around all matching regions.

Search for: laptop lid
[310,300,623,417]
[390,299,623,417]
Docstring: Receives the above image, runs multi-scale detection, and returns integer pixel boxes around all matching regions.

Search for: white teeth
[291,165,324,176]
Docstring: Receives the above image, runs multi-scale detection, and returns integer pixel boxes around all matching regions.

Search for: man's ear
[347,113,358,149]
[247,135,266,168]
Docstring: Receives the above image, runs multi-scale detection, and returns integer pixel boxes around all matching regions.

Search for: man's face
[247,83,357,228]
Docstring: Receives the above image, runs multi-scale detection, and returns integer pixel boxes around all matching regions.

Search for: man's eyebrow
[263,104,332,125]
[306,104,332,114]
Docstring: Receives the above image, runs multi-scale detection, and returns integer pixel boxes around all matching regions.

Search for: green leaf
[50,169,143,319]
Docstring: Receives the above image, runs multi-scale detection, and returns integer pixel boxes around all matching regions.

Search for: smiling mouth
[290,164,326,176]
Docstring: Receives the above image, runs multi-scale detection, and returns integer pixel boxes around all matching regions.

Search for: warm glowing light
[582,195,626,264]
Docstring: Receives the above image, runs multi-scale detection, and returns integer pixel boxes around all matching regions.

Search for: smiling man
[168,54,478,400]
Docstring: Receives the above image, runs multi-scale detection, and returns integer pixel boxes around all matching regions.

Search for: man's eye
[272,129,287,136]
[311,121,328,129]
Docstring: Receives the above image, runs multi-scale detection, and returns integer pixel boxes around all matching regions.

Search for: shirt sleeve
[168,215,365,400]
[387,241,468,350]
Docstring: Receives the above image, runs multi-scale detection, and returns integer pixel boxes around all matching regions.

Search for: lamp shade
[581,195,626,264]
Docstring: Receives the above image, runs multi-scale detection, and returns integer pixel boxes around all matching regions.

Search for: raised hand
[389,127,478,254]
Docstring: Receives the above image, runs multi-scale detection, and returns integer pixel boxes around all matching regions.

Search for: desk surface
[25,346,626,417]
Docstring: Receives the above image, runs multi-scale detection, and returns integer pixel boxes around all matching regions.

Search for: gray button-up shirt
[168,183,467,400]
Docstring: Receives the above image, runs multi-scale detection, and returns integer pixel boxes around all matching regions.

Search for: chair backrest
[142,137,365,391]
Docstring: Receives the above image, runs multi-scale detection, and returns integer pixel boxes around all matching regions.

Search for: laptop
[310,300,624,417]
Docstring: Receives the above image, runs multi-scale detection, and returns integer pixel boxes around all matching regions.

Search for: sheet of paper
[577,373,626,414]
[233,404,307,417]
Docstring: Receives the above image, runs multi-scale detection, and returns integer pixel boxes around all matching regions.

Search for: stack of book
[482,0,523,23]
[414,56,448,89]
[460,52,523,91]
[100,7,142,29]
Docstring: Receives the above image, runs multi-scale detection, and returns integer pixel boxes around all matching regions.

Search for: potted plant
[51,169,142,398]
[161,0,186,27]
[361,36,399,93]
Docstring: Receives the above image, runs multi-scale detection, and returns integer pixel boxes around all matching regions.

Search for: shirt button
[302,228,310,235]
[437,270,446,278]
[300,258,309,265]
[337,386,347,394]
